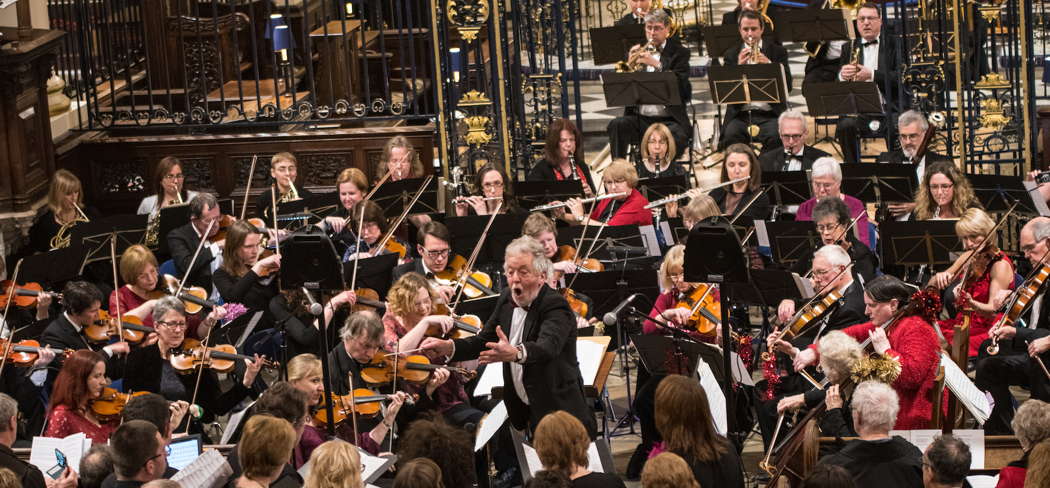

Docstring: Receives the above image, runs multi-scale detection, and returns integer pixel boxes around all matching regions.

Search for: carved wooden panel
[97,159,147,195]
[179,157,215,191]
[302,153,350,186]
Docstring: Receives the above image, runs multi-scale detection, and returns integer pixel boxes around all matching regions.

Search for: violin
[382,240,407,259]
[674,284,722,335]
[168,338,278,374]
[988,264,1050,355]
[554,245,603,275]
[0,281,60,308]
[82,310,156,344]
[350,288,387,313]
[360,352,476,385]
[779,289,844,341]
[433,255,497,298]
[313,389,419,425]
[207,214,238,244]
[426,313,482,340]
[91,387,150,423]
[152,274,214,315]
[562,288,589,318]
[0,339,73,366]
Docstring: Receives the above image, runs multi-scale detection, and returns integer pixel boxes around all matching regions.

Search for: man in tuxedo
[835,2,902,165]
[876,110,952,218]
[759,110,831,173]
[167,192,223,296]
[41,281,129,383]
[606,9,692,160]
[615,0,652,25]
[422,237,596,437]
[391,221,457,302]
[719,11,792,150]
[976,217,1050,434]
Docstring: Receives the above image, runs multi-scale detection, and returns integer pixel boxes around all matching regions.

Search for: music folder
[600,71,682,108]
[589,24,646,65]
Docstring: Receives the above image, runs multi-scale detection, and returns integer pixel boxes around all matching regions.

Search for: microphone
[603,293,645,327]
[302,287,324,316]
[605,238,648,256]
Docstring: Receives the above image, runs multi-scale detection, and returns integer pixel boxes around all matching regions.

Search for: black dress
[526,158,597,197]
[571,472,627,488]
[709,187,771,221]
[677,445,746,488]
[635,160,687,180]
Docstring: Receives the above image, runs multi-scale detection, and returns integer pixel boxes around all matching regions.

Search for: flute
[531,192,627,212]
[644,176,751,209]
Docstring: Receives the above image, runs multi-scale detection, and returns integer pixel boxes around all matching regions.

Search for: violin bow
[240,155,258,221]
[174,219,217,299]
[565,200,607,292]
[0,259,24,379]
[779,262,854,339]
[370,176,433,257]
[109,233,125,345]
[349,203,367,291]
[342,170,393,229]
[728,184,769,225]
[946,201,1017,288]
[449,200,504,309]
[348,371,360,442]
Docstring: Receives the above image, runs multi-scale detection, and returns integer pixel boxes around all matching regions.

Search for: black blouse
[635,160,687,180]
[708,187,771,221]
[526,158,597,197]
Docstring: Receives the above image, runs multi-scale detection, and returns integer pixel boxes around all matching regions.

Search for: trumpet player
[718,11,791,151]
[977,217,1050,434]
[255,152,313,221]
[606,9,692,162]
[614,0,653,25]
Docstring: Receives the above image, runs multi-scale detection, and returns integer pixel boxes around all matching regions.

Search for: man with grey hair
[758,110,830,173]
[167,192,223,295]
[875,110,952,218]
[977,216,1050,433]
[922,435,971,488]
[0,392,71,488]
[819,381,923,488]
[423,236,596,437]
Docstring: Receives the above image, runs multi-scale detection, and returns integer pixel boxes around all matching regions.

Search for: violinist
[107,245,163,329]
[213,220,281,331]
[795,158,871,246]
[780,276,941,430]
[339,200,406,262]
[167,193,224,296]
[137,156,198,216]
[255,152,314,220]
[911,161,979,221]
[269,288,358,359]
[124,296,262,435]
[454,164,523,216]
[708,144,771,220]
[977,217,1050,434]
[45,350,116,444]
[28,169,97,254]
[931,208,1015,358]
[790,198,878,284]
[635,123,686,179]
[775,245,867,341]
[321,168,368,252]
[555,159,652,227]
[527,118,596,198]
[41,281,129,382]
[392,222,456,302]
[522,212,583,278]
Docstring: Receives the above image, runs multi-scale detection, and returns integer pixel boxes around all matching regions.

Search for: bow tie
[785,151,802,158]
[862,39,878,47]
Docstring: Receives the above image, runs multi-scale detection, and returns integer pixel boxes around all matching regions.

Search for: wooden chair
[947,321,971,427]
[928,365,945,429]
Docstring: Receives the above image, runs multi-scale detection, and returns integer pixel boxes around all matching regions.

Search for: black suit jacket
[40,314,125,383]
[621,37,693,130]
[720,40,792,125]
[391,259,427,285]
[819,437,923,488]
[451,285,596,436]
[167,222,218,292]
[840,34,902,109]
[1011,294,1050,349]
[0,444,45,488]
[759,145,831,173]
[790,279,868,348]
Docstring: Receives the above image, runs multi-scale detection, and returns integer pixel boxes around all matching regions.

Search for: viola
[82,310,156,344]
[0,339,73,366]
[562,288,589,318]
[433,255,497,298]
[382,240,407,259]
[208,214,238,244]
[0,281,60,308]
[91,387,150,423]
[554,245,603,275]
[350,288,387,313]
[426,313,482,340]
[780,289,844,341]
[154,274,214,315]
[674,284,722,335]
[168,338,278,374]
[314,389,389,424]
[360,352,475,385]
[988,264,1050,355]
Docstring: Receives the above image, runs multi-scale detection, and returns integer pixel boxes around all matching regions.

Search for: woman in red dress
[557,159,653,227]
[45,350,116,444]
[931,208,1015,358]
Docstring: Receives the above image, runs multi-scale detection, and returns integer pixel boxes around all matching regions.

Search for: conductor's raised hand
[479,326,518,364]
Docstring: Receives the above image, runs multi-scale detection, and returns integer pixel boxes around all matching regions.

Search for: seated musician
[338,200,407,262]
[213,220,282,335]
[721,0,755,25]
[796,157,872,247]
[381,135,425,183]
[708,144,771,220]
[137,156,198,216]
[124,296,262,436]
[791,198,878,284]
[108,244,186,334]
[167,193,224,297]
[930,208,1015,358]
[393,222,456,301]
[45,350,116,444]
[523,212,585,278]
[718,11,791,151]
[29,169,98,254]
[320,167,368,251]
[616,0,653,25]
[454,164,523,216]
[255,152,313,220]
[1026,169,1050,205]
[287,353,406,457]
[977,217,1050,434]
[41,281,129,381]
[556,159,653,227]
[835,3,902,166]
[910,161,978,221]
[527,118,596,197]
[606,9,691,162]
[788,275,941,430]
[817,381,924,488]
[922,435,973,488]
[270,289,358,359]
[878,111,953,219]
[776,331,863,437]
[636,123,687,180]
[758,111,830,173]
[667,193,720,228]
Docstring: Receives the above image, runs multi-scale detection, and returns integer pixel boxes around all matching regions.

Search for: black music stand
[277,192,340,228]
[969,174,1049,215]
[372,177,440,218]
[600,72,683,108]
[444,214,529,266]
[762,171,811,207]
[157,204,192,256]
[754,220,822,266]
[638,175,690,203]
[589,24,646,64]
[880,220,960,268]
[19,245,88,288]
[453,294,500,323]
[702,24,744,59]
[629,333,722,380]
[558,225,649,263]
[772,8,853,44]
[516,181,585,211]
[342,253,400,299]
[665,216,690,245]
[708,64,789,147]
[803,81,884,117]
[840,163,917,204]
[73,215,150,267]
[730,268,812,307]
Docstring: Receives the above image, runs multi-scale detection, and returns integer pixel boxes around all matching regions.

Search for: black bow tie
[785,151,801,158]
[862,39,878,47]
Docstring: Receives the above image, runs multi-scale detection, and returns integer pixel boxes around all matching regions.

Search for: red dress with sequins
[937,251,1014,357]
[44,405,116,444]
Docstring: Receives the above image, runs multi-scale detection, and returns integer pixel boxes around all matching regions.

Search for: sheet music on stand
[772,8,854,43]
[557,224,648,263]
[20,245,88,287]
[940,351,991,424]
[968,174,1050,215]
[754,220,821,265]
[589,24,646,64]
[708,64,789,107]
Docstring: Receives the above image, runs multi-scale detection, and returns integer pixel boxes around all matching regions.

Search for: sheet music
[755,220,771,248]
[966,475,998,488]
[696,358,728,435]
[360,448,397,483]
[221,400,256,444]
[171,449,231,488]
[166,437,201,470]
[940,352,991,423]
[658,220,675,245]
[521,442,605,477]
[474,339,606,397]
[952,429,986,469]
[1024,181,1050,217]
[638,225,662,256]
[473,362,504,397]
[474,401,508,452]
[30,433,89,478]
[793,272,815,298]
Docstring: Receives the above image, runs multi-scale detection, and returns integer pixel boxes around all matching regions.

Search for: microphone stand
[608,252,644,437]
[624,307,699,376]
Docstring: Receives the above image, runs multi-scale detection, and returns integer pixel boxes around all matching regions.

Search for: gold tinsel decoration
[850,354,902,385]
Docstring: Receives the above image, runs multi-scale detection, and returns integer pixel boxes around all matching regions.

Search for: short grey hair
[851,381,900,432]
[814,244,851,268]
[0,393,15,433]
[340,311,384,346]
[151,296,185,323]
[644,8,671,27]
[505,236,554,282]
[817,331,861,384]
[898,109,929,133]
[1030,217,1050,242]
[810,157,842,182]
[778,110,806,130]
[1012,399,1050,450]
[189,192,219,219]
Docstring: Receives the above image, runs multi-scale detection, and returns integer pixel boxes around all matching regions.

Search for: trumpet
[531,192,627,212]
[844,46,861,81]
[616,40,658,72]
[644,176,751,209]
[746,36,760,64]
[49,202,90,250]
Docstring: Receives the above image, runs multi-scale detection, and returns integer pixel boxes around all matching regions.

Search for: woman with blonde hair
[668,194,720,226]
[640,452,699,488]
[556,159,652,227]
[637,123,685,180]
[30,169,94,253]
[654,375,744,487]
[912,161,978,220]
[230,415,298,488]
[304,440,364,488]
[534,411,626,487]
[392,458,444,488]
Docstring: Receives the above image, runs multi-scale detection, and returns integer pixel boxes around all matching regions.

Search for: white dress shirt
[509,307,530,404]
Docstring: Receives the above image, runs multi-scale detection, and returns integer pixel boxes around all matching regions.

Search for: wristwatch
[515,345,525,362]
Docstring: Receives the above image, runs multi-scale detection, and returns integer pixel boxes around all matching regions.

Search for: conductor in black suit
[422,237,597,437]
[718,11,792,151]
[835,3,902,165]
[758,110,831,173]
[606,9,692,161]
[167,193,224,296]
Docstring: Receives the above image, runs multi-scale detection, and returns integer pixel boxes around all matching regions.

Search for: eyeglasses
[929,183,954,192]
[163,174,185,180]
[781,133,804,140]
[157,320,188,330]
[483,181,505,188]
[815,223,840,233]
[422,248,450,259]
[811,267,835,277]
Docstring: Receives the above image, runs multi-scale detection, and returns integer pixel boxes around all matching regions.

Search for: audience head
[0,468,17,488]
[641,123,676,164]
[811,197,852,246]
[304,440,363,488]
[382,136,423,181]
[340,311,385,363]
[525,470,573,488]
[800,464,856,488]
[504,236,554,309]
[863,275,914,325]
[62,280,103,318]
[1025,439,1050,488]
[270,152,298,190]
[188,192,221,238]
[778,110,808,154]
[123,392,174,441]
[287,353,325,408]
[856,2,882,41]
[336,167,369,210]
[535,411,591,476]
[47,168,84,215]
[0,394,16,445]
[602,159,639,200]
[1012,399,1050,450]
[955,208,996,252]
[655,374,728,463]
[50,349,107,410]
[1021,217,1050,268]
[923,434,972,487]
[851,380,900,435]
[153,156,185,202]
[810,157,843,200]
[142,481,182,488]
[817,331,862,385]
[545,118,583,166]
[723,143,761,190]
[522,212,559,260]
[397,417,474,488]
[388,272,436,320]
[239,415,297,482]
[416,221,453,273]
[79,444,115,488]
[914,161,975,220]
[119,244,160,292]
[680,194,721,230]
[811,244,851,291]
[111,420,166,482]
[393,458,444,488]
[254,381,310,440]
[640,452,699,488]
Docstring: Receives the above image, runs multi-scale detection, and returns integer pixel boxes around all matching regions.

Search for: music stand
[371,177,440,218]
[453,294,500,323]
[803,81,884,116]
[600,72,683,108]
[444,214,528,266]
[772,8,853,44]
[630,333,724,381]
[589,24,646,64]
[708,64,789,108]
[754,220,822,265]
[157,204,192,256]
[969,174,1049,215]
[665,216,690,245]
[840,163,917,204]
[730,268,812,307]
[880,220,960,268]
[72,215,150,267]
[558,225,649,262]
[702,24,744,59]
[19,245,88,288]
[342,253,400,299]
[517,181,586,211]
[638,175,690,203]
[277,192,340,225]
[761,171,811,207]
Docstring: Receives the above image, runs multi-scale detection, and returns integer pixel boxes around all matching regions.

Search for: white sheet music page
[474,401,508,452]
[29,433,88,478]
[170,449,231,488]
[696,358,728,435]
[940,352,991,423]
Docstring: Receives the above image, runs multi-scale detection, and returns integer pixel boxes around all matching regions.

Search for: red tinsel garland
[736,335,753,369]
[761,355,781,401]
